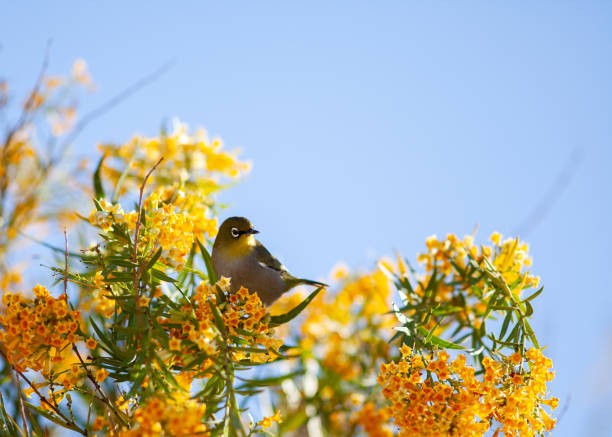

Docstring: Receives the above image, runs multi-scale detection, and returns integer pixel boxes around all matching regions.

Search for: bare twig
[0,41,52,219]
[70,344,128,427]
[3,40,52,145]
[15,374,31,437]
[513,147,585,237]
[0,351,87,436]
[63,228,69,300]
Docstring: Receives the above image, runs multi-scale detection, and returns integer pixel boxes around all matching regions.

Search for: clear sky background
[3,2,612,435]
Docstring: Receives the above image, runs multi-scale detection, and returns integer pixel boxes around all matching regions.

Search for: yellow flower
[94,368,109,383]
[258,411,282,429]
[490,231,502,245]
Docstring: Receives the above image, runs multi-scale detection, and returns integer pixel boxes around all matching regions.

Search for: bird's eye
[230,227,241,238]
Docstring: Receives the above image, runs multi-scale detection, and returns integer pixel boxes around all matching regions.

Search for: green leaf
[104,272,134,283]
[432,305,463,316]
[209,300,228,336]
[0,393,24,437]
[499,310,514,341]
[89,317,116,355]
[504,322,521,345]
[93,154,106,200]
[280,410,309,432]
[269,286,324,327]
[417,325,466,350]
[150,268,176,283]
[399,276,415,296]
[24,402,83,433]
[524,300,534,317]
[194,373,223,399]
[522,319,540,348]
[522,286,544,303]
[236,370,305,387]
[196,238,217,284]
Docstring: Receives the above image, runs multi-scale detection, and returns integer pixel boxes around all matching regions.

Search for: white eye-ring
[230,227,241,238]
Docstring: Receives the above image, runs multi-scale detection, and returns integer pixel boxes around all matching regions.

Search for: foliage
[0,59,557,436]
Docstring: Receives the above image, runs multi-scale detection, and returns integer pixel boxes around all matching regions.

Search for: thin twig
[0,41,52,219]
[513,147,585,237]
[2,40,52,148]
[63,228,69,299]
[70,344,128,427]
[15,373,31,437]
[0,351,87,436]
[55,60,175,162]
[133,158,164,304]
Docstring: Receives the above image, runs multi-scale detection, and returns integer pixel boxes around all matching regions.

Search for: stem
[3,356,87,436]
[15,373,31,437]
[63,228,69,299]
[71,345,129,427]
[132,158,163,306]
[0,41,51,220]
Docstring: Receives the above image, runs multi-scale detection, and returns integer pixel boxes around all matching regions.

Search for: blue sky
[3,2,612,435]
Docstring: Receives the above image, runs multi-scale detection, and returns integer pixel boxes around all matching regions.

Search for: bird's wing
[253,240,289,274]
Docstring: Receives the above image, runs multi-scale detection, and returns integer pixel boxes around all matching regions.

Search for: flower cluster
[97,119,250,205]
[156,281,219,370]
[354,402,393,437]
[378,346,557,436]
[257,410,282,430]
[269,266,395,434]
[89,193,197,271]
[0,285,85,373]
[301,267,394,379]
[219,280,283,362]
[87,120,249,275]
[415,232,539,300]
[0,59,93,263]
[21,59,93,135]
[86,270,115,318]
[89,198,126,232]
[100,392,208,436]
[386,232,542,352]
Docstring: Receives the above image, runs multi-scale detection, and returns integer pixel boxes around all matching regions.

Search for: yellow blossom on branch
[0,285,84,373]
[258,410,282,430]
[378,348,557,436]
[111,393,208,436]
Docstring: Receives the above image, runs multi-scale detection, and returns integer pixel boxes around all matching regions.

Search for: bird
[211,216,327,305]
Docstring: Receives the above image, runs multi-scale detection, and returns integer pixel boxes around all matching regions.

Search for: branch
[70,344,128,427]
[63,228,68,300]
[513,147,585,237]
[0,41,52,218]
[0,351,87,436]
[15,373,31,437]
[132,158,163,304]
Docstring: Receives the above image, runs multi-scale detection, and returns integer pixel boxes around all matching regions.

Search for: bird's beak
[249,228,259,235]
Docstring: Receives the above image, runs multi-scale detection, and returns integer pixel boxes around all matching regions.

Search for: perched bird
[212,216,327,305]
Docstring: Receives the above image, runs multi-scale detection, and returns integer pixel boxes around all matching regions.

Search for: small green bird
[212,216,327,305]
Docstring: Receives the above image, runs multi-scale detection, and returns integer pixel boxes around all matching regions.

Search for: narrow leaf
[269,286,323,327]
[93,154,106,200]
[196,238,217,284]
[522,286,544,303]
[499,310,513,341]
[417,326,466,350]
